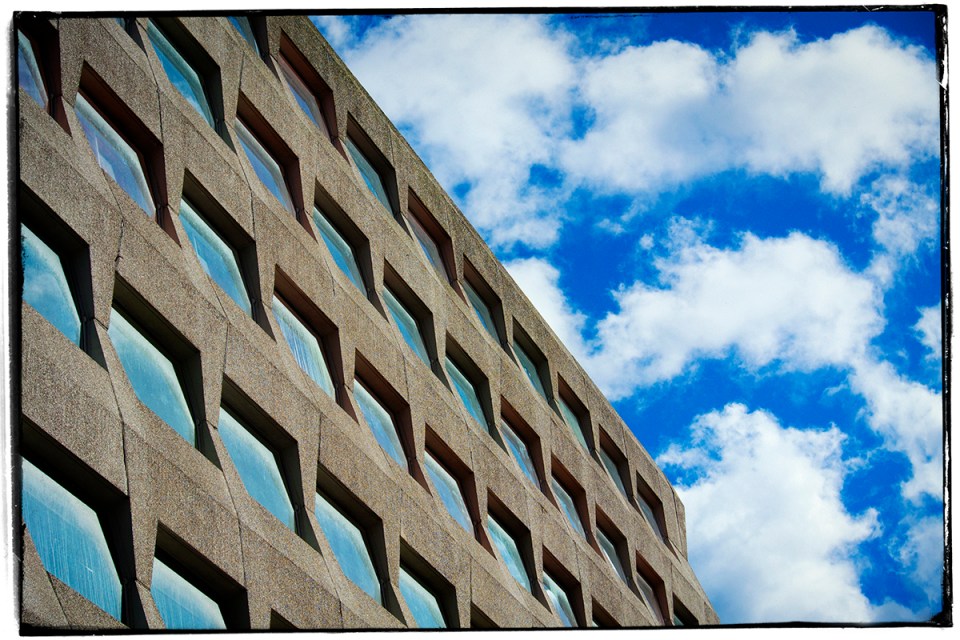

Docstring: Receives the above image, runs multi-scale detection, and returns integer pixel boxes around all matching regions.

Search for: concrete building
[15,14,718,630]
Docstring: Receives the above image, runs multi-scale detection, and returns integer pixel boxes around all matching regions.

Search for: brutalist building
[15,14,718,630]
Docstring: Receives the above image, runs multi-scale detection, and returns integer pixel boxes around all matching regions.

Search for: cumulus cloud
[914,304,942,362]
[563,26,939,198]
[658,403,883,623]
[325,14,575,249]
[895,514,945,611]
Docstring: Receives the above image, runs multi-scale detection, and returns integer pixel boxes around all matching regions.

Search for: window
[500,419,539,490]
[228,16,260,55]
[513,337,547,400]
[463,280,498,342]
[551,476,585,540]
[313,492,382,604]
[272,295,335,398]
[542,571,576,627]
[637,488,667,545]
[399,566,446,628]
[486,514,530,592]
[108,307,195,445]
[179,199,251,315]
[17,29,47,108]
[146,20,215,128]
[21,459,122,620]
[353,379,405,468]
[424,451,472,535]
[636,570,665,625]
[596,527,628,585]
[75,93,155,216]
[383,287,430,366]
[345,136,391,213]
[599,445,628,499]
[313,207,365,292]
[277,54,328,135]
[404,210,445,277]
[558,396,588,450]
[21,224,81,345]
[151,556,226,630]
[234,118,295,214]
[217,407,296,531]
[445,356,488,430]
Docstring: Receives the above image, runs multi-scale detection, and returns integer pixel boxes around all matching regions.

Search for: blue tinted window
[17,30,47,108]
[272,296,335,398]
[21,224,81,345]
[75,94,154,216]
[543,572,576,627]
[599,447,628,499]
[638,493,666,544]
[464,281,498,341]
[486,514,530,592]
[445,357,487,430]
[383,288,430,366]
[313,208,364,291]
[597,528,628,585]
[346,137,391,212]
[514,339,546,399]
[424,451,472,535]
[353,380,405,467]
[151,557,226,630]
[21,459,122,620]
[399,567,445,628]
[228,16,260,55]
[146,21,215,127]
[108,308,195,445]
[558,397,588,450]
[500,420,540,489]
[235,119,295,214]
[637,572,665,625]
[278,56,327,134]
[179,200,251,315]
[218,407,296,531]
[314,492,382,603]
[404,212,445,277]
[551,476,585,539]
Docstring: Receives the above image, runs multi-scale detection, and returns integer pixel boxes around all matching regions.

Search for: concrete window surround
[145,20,216,128]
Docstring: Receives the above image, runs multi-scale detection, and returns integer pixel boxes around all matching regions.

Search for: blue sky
[311,10,944,624]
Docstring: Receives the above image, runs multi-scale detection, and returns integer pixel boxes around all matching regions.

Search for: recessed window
[404,210,445,277]
[445,356,488,431]
[383,287,430,366]
[21,224,82,345]
[75,93,155,216]
[353,379,405,468]
[17,30,47,108]
[558,396,588,450]
[542,571,576,627]
[596,527,628,586]
[513,336,547,400]
[463,280,498,342]
[424,450,472,535]
[637,482,667,545]
[551,475,585,540]
[21,459,123,620]
[234,117,295,214]
[278,54,328,135]
[345,136,391,213]
[108,307,195,445]
[599,445,628,499]
[486,514,530,592]
[151,556,226,630]
[313,207,365,292]
[179,199,251,315]
[399,566,446,628]
[271,295,335,398]
[500,418,540,490]
[146,20,215,128]
[637,570,666,625]
[228,16,260,55]
[217,407,296,531]
[313,491,382,604]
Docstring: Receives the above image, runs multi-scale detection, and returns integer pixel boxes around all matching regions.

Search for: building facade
[15,14,718,630]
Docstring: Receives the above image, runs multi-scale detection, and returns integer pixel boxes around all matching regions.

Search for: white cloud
[895,514,945,611]
[563,26,939,198]
[914,304,942,362]
[586,231,882,396]
[330,14,575,249]
[658,403,884,623]
[310,15,353,52]
[504,257,589,362]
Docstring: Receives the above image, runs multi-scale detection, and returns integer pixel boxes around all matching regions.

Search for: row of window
[18,15,687,628]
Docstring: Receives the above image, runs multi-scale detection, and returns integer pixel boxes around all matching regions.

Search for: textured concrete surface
[16,13,718,629]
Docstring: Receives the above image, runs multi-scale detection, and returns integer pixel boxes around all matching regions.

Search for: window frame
[381,272,434,369]
[485,504,533,594]
[405,190,456,283]
[144,18,218,130]
[556,377,592,452]
[443,347,492,433]
[275,36,337,141]
[233,113,298,217]
[312,205,367,294]
[462,258,504,345]
[498,407,543,491]
[512,323,550,401]
[598,430,631,502]
[595,510,631,588]
[636,474,668,545]
[17,27,48,110]
[635,561,668,626]
[423,448,474,537]
[344,119,397,215]
[20,222,84,347]
[271,291,339,401]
